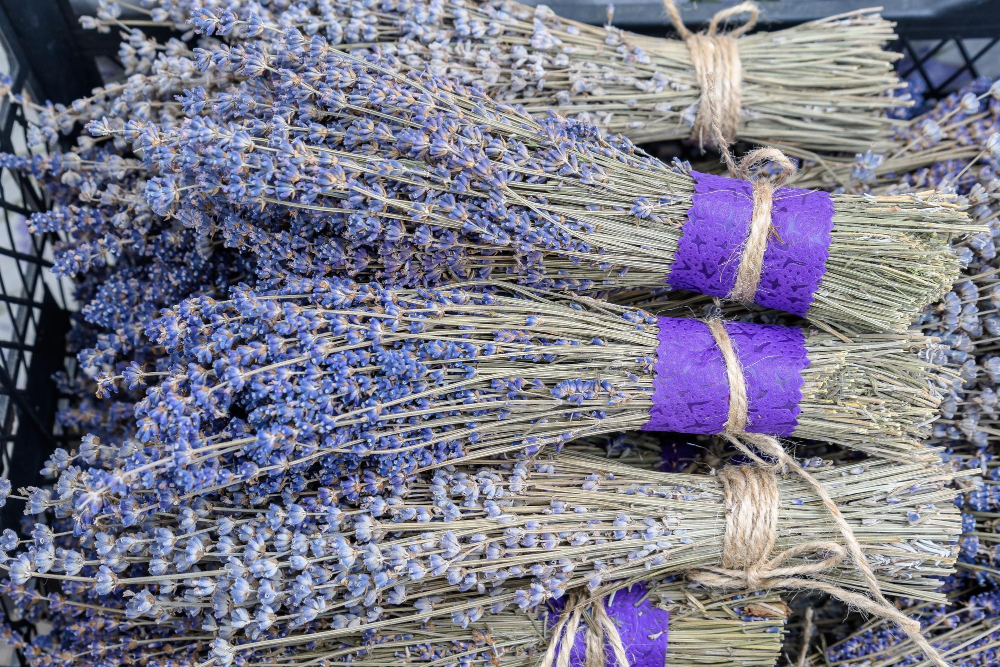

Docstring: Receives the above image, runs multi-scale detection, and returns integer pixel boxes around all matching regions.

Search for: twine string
[704,318,748,432]
[694,319,952,667]
[716,465,779,576]
[662,0,758,147]
[592,597,630,667]
[540,592,629,667]
[730,149,796,302]
[797,608,815,667]
[584,608,604,667]
[702,75,798,306]
[540,592,583,667]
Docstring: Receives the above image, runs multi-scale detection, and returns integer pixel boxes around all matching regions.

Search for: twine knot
[539,591,628,667]
[691,464,848,591]
[663,0,759,147]
[730,148,797,303]
[695,318,952,667]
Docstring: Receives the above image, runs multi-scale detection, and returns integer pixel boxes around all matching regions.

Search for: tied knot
[693,541,847,592]
[730,148,798,304]
[663,0,759,147]
[696,465,846,591]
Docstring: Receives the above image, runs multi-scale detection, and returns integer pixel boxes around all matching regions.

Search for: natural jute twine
[690,318,951,667]
[697,74,800,307]
[662,0,758,147]
[539,590,629,667]
[728,149,797,303]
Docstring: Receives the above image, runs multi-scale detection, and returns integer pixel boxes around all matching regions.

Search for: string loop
[662,0,758,147]
[701,70,801,306]
[729,148,798,303]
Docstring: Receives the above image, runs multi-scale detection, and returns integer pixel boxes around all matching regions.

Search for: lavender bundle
[0,18,253,401]
[93,280,949,488]
[0,575,786,667]
[852,82,1000,450]
[213,582,789,667]
[818,591,1000,667]
[104,32,975,335]
[799,77,1000,191]
[952,453,1000,582]
[921,238,1000,450]
[5,447,958,658]
[0,430,793,667]
[94,0,907,157]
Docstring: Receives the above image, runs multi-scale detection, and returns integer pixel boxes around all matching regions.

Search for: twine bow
[693,319,952,667]
[662,0,759,147]
[539,591,629,667]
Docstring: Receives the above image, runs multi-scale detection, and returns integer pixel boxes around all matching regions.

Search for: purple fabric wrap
[642,317,808,436]
[546,584,670,667]
[666,171,835,316]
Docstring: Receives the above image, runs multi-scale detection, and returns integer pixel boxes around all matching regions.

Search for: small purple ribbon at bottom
[545,584,670,667]
[643,317,809,436]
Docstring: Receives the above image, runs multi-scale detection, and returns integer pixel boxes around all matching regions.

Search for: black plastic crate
[0,2,102,653]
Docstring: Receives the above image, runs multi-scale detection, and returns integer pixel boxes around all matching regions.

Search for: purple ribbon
[666,171,835,316]
[546,584,670,667]
[643,317,809,436]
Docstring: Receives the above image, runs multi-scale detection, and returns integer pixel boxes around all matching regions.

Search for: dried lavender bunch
[0,60,246,416]
[0,572,785,667]
[799,77,1000,191]
[922,269,1000,450]
[208,581,787,667]
[6,448,958,653]
[0,432,786,667]
[92,280,947,488]
[876,97,1000,451]
[102,33,973,333]
[819,591,1000,667]
[0,25,259,450]
[944,452,1000,584]
[93,0,907,157]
